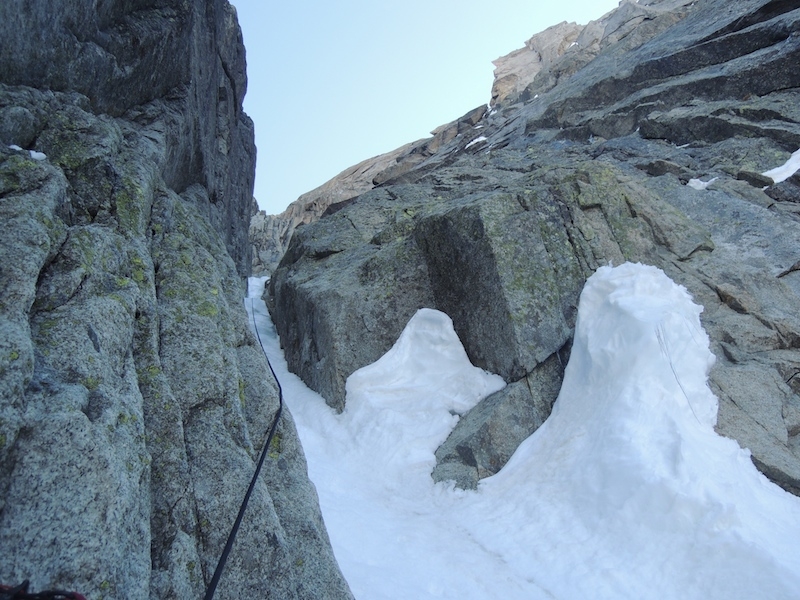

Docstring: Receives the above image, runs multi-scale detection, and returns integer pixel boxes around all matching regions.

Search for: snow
[246,263,800,600]
[763,147,800,183]
[464,136,487,149]
[687,176,718,190]
[6,145,46,160]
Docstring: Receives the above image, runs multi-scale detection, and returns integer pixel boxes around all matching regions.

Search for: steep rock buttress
[0,2,352,598]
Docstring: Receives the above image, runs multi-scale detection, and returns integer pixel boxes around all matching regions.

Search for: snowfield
[247,262,800,599]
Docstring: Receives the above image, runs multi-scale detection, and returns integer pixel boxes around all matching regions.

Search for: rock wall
[490,21,583,106]
[269,0,800,493]
[252,0,701,278]
[250,142,415,275]
[0,2,352,598]
[490,0,697,106]
[248,103,493,275]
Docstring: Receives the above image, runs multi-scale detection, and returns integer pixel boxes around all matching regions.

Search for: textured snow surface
[247,263,800,599]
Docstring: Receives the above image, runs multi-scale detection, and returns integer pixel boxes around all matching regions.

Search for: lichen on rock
[269,0,800,495]
[0,2,352,598]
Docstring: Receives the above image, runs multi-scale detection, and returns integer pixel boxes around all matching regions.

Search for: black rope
[203,295,284,600]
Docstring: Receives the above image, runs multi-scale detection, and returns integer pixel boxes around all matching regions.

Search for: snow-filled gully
[246,263,800,600]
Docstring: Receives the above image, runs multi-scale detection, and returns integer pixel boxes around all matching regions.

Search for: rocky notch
[0,2,352,599]
[250,142,414,275]
[269,0,800,493]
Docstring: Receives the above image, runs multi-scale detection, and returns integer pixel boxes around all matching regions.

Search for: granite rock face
[490,21,583,106]
[0,2,352,599]
[250,143,415,275]
[269,0,800,494]
[252,0,698,271]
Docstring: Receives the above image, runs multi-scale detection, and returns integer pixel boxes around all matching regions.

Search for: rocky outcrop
[250,143,414,275]
[490,0,697,107]
[269,0,800,495]
[490,21,583,106]
[249,104,493,274]
[0,2,352,599]
[251,0,698,273]
[250,209,287,276]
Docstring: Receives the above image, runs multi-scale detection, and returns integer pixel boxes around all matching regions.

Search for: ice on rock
[6,144,47,160]
[464,136,487,149]
[687,176,718,190]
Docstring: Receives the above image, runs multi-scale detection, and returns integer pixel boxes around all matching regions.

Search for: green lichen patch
[70,227,99,274]
[136,364,162,388]
[116,412,138,426]
[38,108,122,173]
[0,154,53,195]
[196,300,219,318]
[114,175,149,237]
[268,431,283,459]
[82,375,101,391]
[131,256,147,284]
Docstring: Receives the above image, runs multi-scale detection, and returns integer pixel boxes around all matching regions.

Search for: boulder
[269,187,437,411]
[432,352,565,489]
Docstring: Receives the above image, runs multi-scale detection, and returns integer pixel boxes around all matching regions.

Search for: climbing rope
[203,296,284,600]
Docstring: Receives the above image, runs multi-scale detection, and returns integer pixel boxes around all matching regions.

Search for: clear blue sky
[230,0,620,215]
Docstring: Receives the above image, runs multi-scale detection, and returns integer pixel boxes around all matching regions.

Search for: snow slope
[247,263,800,599]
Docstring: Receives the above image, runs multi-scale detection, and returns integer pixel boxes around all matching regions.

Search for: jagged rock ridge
[269,0,800,493]
[0,2,352,598]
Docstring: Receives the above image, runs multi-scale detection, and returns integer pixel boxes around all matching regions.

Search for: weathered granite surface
[269,0,800,494]
[0,2,352,598]
[250,143,417,275]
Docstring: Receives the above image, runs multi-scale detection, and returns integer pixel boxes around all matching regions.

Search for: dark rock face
[0,2,352,599]
[0,0,256,276]
[270,0,800,494]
